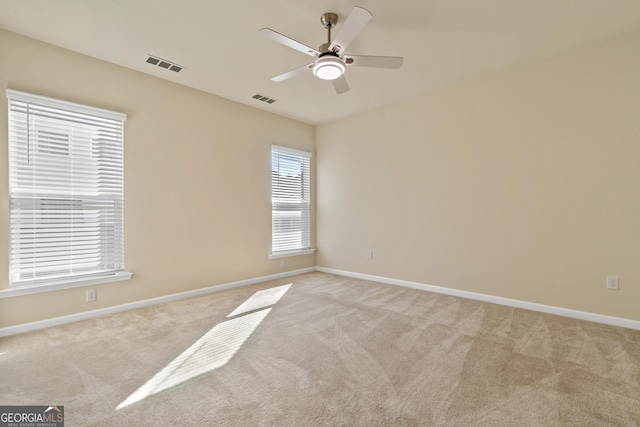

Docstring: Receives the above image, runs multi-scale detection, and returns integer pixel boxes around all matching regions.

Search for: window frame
[269,145,314,259]
[1,89,132,298]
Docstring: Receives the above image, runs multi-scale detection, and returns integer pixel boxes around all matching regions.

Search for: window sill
[0,271,133,298]
[269,249,316,259]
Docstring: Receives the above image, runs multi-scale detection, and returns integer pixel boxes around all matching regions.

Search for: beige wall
[317,31,640,321]
[2,27,639,329]
[0,29,316,328]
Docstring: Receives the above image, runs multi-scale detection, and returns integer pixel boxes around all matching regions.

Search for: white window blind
[7,89,127,287]
[271,145,311,255]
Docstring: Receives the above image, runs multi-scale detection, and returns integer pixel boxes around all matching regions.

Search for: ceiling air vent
[145,55,184,73]
[252,93,277,104]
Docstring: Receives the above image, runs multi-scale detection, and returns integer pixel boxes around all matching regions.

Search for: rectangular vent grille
[145,55,184,73]
[252,93,277,104]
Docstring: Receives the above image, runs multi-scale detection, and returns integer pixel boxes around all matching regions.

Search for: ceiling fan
[260,6,403,94]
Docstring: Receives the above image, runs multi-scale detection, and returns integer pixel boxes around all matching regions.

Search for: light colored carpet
[1,272,639,426]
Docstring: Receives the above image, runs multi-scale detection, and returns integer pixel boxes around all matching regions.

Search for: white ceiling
[2,0,640,125]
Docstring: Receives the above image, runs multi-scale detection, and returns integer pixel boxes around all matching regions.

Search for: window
[6,89,131,291]
[270,145,312,257]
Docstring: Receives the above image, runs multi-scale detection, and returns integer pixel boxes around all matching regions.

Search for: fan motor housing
[318,48,339,58]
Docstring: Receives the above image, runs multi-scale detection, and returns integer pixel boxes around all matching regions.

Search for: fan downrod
[320,13,339,52]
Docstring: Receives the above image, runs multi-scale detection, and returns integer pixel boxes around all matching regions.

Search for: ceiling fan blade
[329,7,372,54]
[332,75,350,94]
[260,28,320,57]
[271,63,314,82]
[345,55,403,69]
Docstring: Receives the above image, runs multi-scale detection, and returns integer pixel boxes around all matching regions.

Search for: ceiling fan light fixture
[313,56,345,80]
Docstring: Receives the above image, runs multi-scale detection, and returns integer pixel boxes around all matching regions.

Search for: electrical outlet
[367,249,373,260]
[606,276,619,290]
[86,289,97,302]
[280,259,286,268]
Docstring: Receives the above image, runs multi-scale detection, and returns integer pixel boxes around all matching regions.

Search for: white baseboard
[317,267,640,331]
[3,265,638,337]
[0,267,316,338]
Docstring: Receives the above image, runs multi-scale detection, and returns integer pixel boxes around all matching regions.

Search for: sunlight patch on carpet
[228,284,292,317]
[116,284,292,410]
